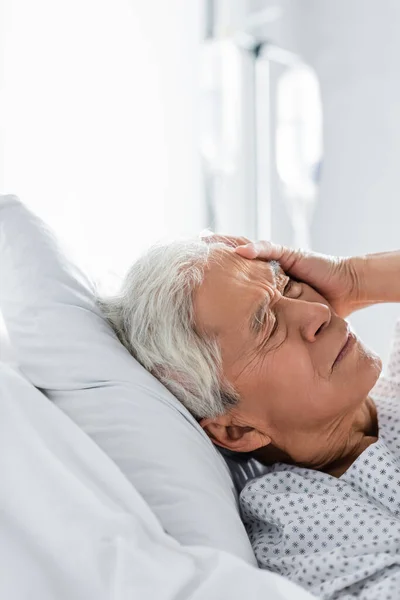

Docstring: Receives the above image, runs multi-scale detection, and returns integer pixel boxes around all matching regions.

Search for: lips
[333,329,355,367]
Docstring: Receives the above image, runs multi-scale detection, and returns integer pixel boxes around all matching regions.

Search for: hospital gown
[240,320,400,599]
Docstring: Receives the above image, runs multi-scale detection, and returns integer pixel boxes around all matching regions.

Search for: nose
[281,297,331,342]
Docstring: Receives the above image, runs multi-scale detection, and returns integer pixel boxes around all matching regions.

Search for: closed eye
[283,277,302,298]
[283,278,293,295]
[265,277,300,341]
[254,275,301,341]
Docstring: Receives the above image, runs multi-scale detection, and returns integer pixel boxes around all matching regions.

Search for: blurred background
[0,0,399,362]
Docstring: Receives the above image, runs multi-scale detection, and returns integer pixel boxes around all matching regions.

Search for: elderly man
[101,237,400,599]
[100,237,384,474]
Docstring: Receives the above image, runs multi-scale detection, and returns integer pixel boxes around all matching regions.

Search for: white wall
[0,0,204,285]
[290,0,400,363]
[244,0,400,363]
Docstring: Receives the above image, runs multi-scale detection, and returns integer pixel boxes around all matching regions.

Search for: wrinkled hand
[201,232,364,317]
[234,241,364,318]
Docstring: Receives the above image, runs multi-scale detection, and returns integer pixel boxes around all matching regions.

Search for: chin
[357,340,382,391]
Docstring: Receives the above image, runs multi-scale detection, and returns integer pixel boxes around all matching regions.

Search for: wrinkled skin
[195,246,381,476]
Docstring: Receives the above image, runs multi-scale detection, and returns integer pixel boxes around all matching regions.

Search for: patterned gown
[240,320,400,599]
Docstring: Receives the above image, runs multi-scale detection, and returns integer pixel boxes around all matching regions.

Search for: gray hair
[98,238,240,419]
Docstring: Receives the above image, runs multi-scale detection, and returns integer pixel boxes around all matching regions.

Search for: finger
[234,244,258,258]
[235,241,285,261]
[236,242,306,280]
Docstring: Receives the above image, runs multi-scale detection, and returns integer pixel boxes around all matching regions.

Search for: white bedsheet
[0,363,315,600]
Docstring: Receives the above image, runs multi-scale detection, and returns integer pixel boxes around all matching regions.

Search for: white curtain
[0,0,205,284]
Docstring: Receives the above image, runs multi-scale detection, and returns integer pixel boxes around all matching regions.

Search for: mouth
[333,330,356,368]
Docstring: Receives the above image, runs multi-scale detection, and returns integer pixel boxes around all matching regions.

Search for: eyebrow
[249,262,280,335]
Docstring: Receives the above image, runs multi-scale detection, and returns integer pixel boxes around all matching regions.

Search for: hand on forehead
[194,247,287,337]
[211,246,286,285]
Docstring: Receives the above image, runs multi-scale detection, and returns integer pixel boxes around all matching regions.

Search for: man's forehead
[208,246,283,280]
[193,248,288,369]
[194,248,283,332]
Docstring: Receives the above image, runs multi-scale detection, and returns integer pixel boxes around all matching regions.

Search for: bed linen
[0,362,315,600]
[241,320,400,599]
[0,193,255,562]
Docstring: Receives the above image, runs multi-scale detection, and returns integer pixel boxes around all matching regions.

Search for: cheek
[236,341,360,431]
[235,343,318,418]
[232,336,380,431]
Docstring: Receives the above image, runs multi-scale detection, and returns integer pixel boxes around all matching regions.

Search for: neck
[322,396,378,478]
[253,396,379,478]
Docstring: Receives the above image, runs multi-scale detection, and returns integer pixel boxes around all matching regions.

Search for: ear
[200,414,271,453]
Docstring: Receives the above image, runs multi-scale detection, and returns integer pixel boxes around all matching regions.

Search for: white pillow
[0,362,313,600]
[0,194,256,564]
[0,312,14,365]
